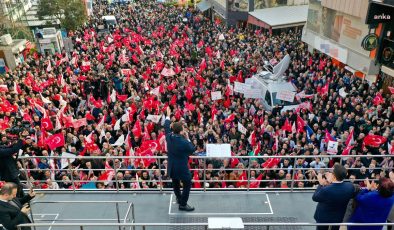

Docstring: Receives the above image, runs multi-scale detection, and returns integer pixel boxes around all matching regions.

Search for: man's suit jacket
[312,182,356,223]
[0,200,31,230]
[164,119,196,180]
[0,141,23,183]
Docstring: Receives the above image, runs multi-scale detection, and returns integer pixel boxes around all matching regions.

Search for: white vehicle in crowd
[98,15,117,35]
[244,54,299,112]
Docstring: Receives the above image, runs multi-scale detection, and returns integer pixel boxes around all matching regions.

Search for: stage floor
[29,191,317,230]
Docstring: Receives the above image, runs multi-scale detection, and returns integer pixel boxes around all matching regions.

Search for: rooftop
[249,5,308,29]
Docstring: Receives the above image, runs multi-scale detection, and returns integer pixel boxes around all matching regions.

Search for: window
[272,92,298,106]
[264,91,272,106]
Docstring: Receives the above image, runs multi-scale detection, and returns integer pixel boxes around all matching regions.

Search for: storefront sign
[361,33,378,51]
[366,2,393,24]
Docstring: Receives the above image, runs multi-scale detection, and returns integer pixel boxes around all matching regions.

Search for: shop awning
[197,0,212,12]
[248,5,308,29]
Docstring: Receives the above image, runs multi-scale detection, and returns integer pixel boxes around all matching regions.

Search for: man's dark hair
[172,122,183,134]
[0,182,17,196]
[333,164,347,181]
[378,177,394,198]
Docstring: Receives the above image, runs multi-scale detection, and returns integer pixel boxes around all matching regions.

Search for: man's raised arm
[0,140,23,158]
[164,107,172,135]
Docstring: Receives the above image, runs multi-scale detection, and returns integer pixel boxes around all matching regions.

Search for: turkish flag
[186,103,195,111]
[185,87,193,101]
[296,115,306,133]
[363,134,387,148]
[0,85,8,92]
[41,117,53,131]
[373,93,384,106]
[342,145,354,156]
[262,157,280,168]
[86,112,95,121]
[224,114,235,123]
[45,133,65,150]
[117,94,128,102]
[324,129,334,143]
[220,60,225,70]
[174,65,181,74]
[73,118,87,129]
[249,173,263,188]
[132,120,142,138]
[168,82,177,91]
[161,67,175,77]
[248,131,256,147]
[0,119,10,131]
[185,67,194,73]
[223,96,231,108]
[230,153,240,168]
[345,129,354,146]
[236,171,247,188]
[211,106,218,121]
[319,82,329,95]
[388,86,394,94]
[237,70,243,83]
[62,116,74,128]
[199,58,207,71]
[140,140,159,152]
[281,118,292,132]
[193,170,201,188]
[196,75,206,85]
[170,94,177,106]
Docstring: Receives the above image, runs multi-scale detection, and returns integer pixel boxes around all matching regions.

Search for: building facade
[301,0,391,84]
[0,0,32,23]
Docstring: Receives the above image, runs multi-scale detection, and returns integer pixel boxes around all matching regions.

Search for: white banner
[339,88,348,98]
[327,141,338,155]
[206,144,231,157]
[276,90,296,102]
[244,88,262,99]
[147,114,162,123]
[249,105,256,115]
[61,152,76,169]
[211,91,222,101]
[234,82,251,94]
[238,122,247,134]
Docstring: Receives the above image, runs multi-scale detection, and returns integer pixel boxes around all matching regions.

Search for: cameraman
[0,132,29,198]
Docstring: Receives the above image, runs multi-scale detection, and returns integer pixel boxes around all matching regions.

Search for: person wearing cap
[164,107,196,212]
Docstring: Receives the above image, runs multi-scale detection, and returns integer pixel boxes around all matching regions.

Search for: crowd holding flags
[0,0,392,191]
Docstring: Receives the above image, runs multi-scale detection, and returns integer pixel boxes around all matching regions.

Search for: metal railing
[17,154,392,192]
[29,200,134,230]
[16,222,394,230]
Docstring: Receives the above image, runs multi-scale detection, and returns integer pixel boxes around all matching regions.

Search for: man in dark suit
[0,139,25,198]
[312,164,356,230]
[0,182,31,230]
[165,107,196,211]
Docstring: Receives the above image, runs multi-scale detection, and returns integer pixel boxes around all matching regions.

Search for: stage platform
[29,191,317,230]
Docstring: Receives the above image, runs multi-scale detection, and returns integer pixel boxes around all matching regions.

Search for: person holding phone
[9,187,36,211]
[0,182,32,230]
[164,107,196,211]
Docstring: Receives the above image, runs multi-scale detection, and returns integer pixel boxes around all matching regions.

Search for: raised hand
[167,106,171,117]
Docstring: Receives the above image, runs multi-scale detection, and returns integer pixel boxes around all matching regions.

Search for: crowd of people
[0,0,393,191]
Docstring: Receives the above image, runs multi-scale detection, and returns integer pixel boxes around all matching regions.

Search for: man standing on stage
[165,107,196,211]
[312,164,356,230]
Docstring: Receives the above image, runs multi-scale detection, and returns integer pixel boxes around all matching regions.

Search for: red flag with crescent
[363,134,387,148]
[45,133,65,150]
[41,116,53,131]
